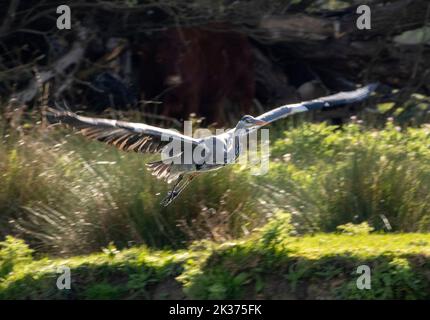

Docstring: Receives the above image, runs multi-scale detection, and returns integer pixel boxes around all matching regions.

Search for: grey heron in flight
[47,84,377,206]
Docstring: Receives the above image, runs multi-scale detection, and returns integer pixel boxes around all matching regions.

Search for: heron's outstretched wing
[256,83,378,124]
[46,108,199,154]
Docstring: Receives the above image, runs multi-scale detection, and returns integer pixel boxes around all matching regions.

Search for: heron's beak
[253,119,269,126]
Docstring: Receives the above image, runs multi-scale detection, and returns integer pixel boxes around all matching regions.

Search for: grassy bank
[1,219,429,299]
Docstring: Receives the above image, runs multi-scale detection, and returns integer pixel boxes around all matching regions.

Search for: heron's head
[235,115,268,130]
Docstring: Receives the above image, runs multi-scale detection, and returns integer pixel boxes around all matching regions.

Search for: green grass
[260,122,430,233]
[1,225,429,300]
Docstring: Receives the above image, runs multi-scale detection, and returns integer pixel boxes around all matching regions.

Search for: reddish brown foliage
[136,24,255,125]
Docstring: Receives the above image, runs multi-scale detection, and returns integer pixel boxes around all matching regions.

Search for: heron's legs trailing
[160,173,197,206]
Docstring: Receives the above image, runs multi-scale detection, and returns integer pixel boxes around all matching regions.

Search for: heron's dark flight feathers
[46,108,198,155]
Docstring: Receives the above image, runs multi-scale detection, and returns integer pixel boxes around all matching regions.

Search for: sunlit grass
[1,227,429,299]
[284,234,430,260]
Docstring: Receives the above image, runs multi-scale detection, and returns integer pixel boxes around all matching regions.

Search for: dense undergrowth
[1,112,430,255]
[0,218,429,300]
[261,121,430,233]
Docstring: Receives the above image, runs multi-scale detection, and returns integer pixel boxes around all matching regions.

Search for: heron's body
[47,84,377,206]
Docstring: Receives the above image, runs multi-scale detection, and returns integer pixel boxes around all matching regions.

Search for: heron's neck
[230,128,249,160]
[233,127,249,136]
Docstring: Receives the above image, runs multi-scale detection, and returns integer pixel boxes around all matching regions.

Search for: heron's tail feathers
[146,160,184,184]
[147,151,197,183]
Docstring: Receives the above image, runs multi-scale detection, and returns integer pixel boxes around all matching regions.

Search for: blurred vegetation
[1,110,430,256]
[0,111,264,255]
[260,121,430,233]
[0,216,429,299]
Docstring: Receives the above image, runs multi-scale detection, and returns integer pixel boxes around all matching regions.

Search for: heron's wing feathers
[256,83,378,124]
[46,109,199,154]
